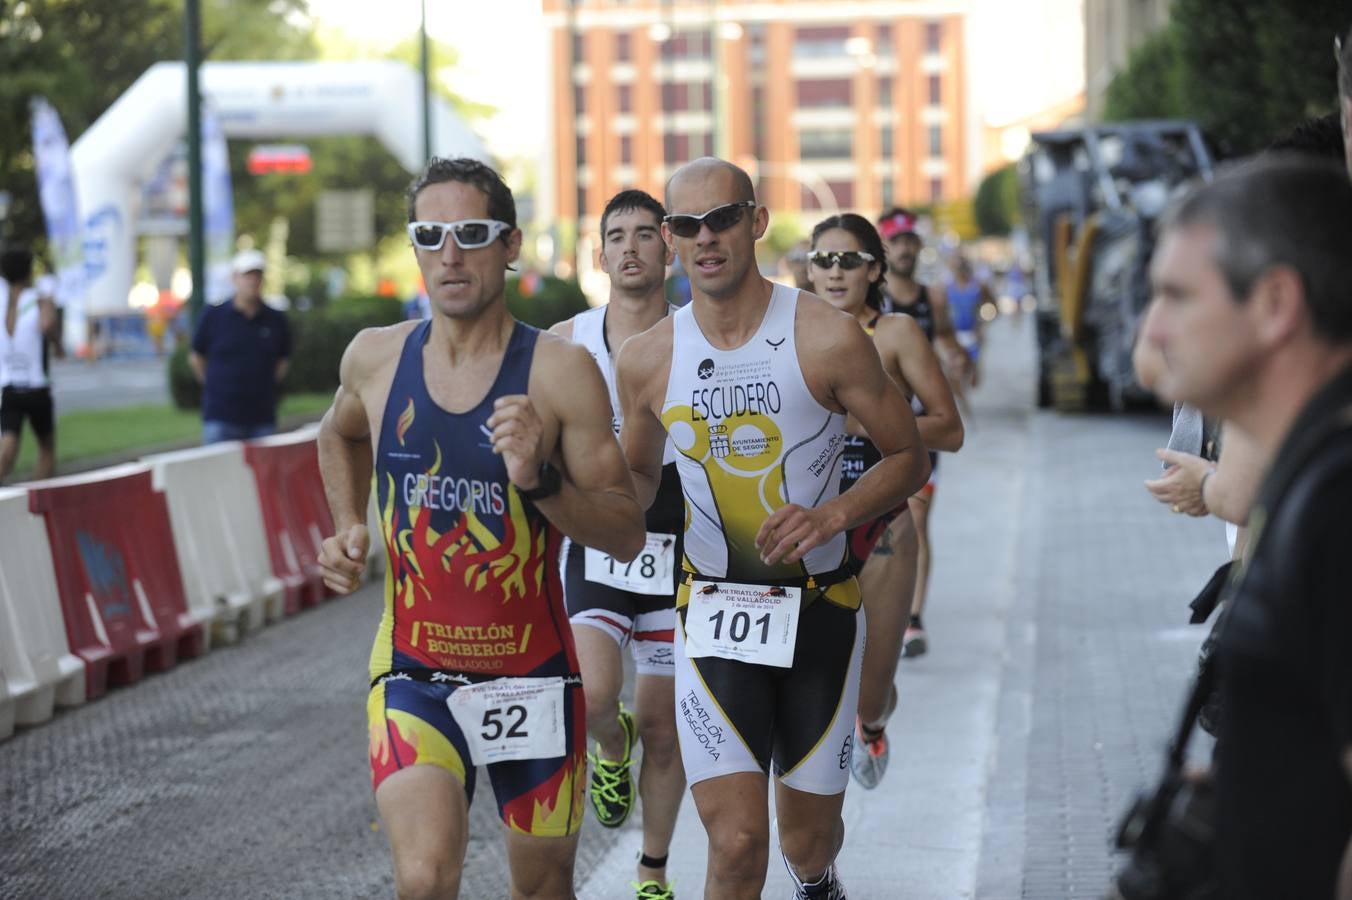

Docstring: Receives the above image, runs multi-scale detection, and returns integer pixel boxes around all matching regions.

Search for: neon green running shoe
[633,879,676,899]
[588,705,637,827]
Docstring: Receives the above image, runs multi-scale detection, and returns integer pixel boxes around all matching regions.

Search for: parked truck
[1019,121,1215,411]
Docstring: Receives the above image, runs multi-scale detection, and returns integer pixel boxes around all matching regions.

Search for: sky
[303,0,549,159]
[304,0,1085,161]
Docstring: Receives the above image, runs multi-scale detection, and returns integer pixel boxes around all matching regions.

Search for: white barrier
[146,443,286,643]
[0,487,86,733]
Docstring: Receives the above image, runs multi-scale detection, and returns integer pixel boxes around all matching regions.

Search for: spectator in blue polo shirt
[190,249,292,444]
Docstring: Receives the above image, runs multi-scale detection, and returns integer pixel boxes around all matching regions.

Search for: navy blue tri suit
[365,319,587,838]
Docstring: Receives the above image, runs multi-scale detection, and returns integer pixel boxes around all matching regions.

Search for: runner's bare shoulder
[875,311,928,346]
[794,290,869,352]
[341,320,419,392]
[547,316,575,340]
[614,315,674,401]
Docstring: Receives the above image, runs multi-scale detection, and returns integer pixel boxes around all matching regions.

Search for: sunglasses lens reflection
[667,203,747,238]
[453,223,491,246]
[810,252,869,270]
[413,224,445,249]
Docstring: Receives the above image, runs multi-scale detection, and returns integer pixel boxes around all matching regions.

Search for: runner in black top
[812,213,962,791]
[875,208,966,661]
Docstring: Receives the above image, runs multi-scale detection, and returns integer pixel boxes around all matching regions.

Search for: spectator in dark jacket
[190,249,291,444]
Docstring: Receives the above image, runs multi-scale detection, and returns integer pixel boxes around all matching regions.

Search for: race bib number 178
[446,677,566,766]
[584,532,676,595]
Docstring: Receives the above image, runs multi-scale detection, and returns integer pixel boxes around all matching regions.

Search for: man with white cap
[190,248,292,443]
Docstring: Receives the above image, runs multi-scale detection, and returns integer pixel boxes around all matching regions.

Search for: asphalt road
[2,316,1220,899]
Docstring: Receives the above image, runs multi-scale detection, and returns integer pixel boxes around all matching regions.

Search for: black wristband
[517,461,561,502]
[638,852,669,869]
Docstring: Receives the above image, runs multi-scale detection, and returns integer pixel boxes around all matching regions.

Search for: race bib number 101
[446,677,566,766]
[683,580,799,668]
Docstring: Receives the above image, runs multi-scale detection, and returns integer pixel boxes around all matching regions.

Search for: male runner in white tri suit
[550,190,686,900]
[0,245,58,483]
[616,158,930,900]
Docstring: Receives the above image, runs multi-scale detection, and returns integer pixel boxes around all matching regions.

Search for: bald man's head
[665,157,756,211]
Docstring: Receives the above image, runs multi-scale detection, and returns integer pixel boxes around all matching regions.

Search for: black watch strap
[517,461,562,501]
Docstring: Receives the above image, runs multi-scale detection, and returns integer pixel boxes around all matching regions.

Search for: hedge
[169,277,590,410]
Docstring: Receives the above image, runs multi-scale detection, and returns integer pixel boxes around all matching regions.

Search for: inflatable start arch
[72,60,489,317]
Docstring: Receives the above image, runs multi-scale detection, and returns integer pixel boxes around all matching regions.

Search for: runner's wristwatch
[517,461,562,501]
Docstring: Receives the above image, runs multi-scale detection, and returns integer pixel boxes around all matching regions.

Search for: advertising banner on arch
[30,97,85,335]
[201,104,235,305]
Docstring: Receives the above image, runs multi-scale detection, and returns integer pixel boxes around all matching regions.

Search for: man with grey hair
[1139,155,1352,899]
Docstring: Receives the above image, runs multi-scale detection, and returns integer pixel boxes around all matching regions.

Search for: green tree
[1121,0,1345,157]
[1103,25,1186,122]
[0,0,313,249]
[973,164,1021,237]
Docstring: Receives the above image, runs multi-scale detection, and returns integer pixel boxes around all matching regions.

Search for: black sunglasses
[664,201,755,238]
[808,250,876,271]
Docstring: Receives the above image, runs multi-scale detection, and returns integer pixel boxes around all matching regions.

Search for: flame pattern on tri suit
[363,319,586,838]
[369,320,576,681]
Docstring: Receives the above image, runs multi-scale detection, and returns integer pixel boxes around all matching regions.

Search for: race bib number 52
[446,677,566,766]
[683,581,799,668]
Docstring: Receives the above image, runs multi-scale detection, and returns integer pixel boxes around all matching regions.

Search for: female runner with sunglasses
[806,214,964,791]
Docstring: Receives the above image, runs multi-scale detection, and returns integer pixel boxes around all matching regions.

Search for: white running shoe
[849,719,890,790]
[783,850,848,900]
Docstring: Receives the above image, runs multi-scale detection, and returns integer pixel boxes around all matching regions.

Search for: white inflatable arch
[71,60,489,315]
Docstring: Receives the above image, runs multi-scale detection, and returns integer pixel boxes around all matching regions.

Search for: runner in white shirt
[616,158,929,900]
[549,190,686,900]
[0,246,58,483]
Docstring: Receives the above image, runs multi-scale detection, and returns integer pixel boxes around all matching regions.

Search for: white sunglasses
[407,219,512,251]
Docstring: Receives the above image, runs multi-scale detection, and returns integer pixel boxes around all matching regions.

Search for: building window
[574,83,587,115]
[661,82,688,110]
[793,25,850,59]
[748,23,767,65]
[660,81,711,112]
[929,177,943,202]
[620,135,633,165]
[928,124,942,157]
[877,77,892,108]
[664,132,691,163]
[576,136,587,166]
[876,24,893,55]
[881,126,893,158]
[668,29,711,60]
[828,180,854,209]
[928,74,942,106]
[795,78,852,108]
[572,32,586,63]
[925,21,942,54]
[881,176,894,207]
[752,85,766,160]
[616,31,631,62]
[577,185,589,215]
[799,128,854,160]
[618,84,633,114]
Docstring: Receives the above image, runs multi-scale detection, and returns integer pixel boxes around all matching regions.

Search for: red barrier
[243,432,333,614]
[27,464,208,700]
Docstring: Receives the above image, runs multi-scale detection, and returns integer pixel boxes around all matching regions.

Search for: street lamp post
[420,0,432,165]
[185,0,205,323]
